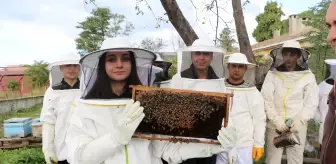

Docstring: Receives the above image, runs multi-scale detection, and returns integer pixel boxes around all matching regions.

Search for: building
[251,14,317,55]
[0,66,32,94]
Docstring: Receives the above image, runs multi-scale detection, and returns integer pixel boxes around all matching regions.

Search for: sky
[0,0,321,66]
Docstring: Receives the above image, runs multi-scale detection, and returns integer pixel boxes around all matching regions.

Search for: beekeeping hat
[226,53,256,68]
[47,52,81,90]
[324,59,336,80]
[270,40,310,71]
[79,37,156,97]
[177,38,226,78]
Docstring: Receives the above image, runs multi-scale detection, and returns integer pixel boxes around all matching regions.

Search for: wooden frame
[132,85,232,145]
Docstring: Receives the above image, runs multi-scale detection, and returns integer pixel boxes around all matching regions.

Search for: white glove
[273,118,289,133]
[290,116,306,133]
[115,99,145,145]
[42,123,58,164]
[217,125,236,152]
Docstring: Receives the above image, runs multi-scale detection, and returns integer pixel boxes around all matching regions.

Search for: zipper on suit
[125,145,129,164]
[283,88,290,119]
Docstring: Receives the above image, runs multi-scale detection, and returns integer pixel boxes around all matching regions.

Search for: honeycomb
[132,86,230,140]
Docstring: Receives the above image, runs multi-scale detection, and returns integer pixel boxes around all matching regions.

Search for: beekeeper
[40,52,81,164]
[261,40,319,164]
[65,37,236,164]
[216,53,266,164]
[167,39,233,164]
[315,59,336,145]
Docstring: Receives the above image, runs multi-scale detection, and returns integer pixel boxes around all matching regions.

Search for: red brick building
[0,66,32,94]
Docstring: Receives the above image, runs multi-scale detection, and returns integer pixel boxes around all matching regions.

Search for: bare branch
[143,0,161,28]
[214,0,219,45]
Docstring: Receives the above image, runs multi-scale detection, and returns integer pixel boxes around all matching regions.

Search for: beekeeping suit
[40,52,81,164]
[216,53,266,164]
[168,39,235,164]
[315,59,336,144]
[65,37,235,164]
[261,40,319,164]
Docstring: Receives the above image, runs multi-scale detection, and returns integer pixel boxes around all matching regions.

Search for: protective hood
[79,37,156,97]
[47,52,81,90]
[177,38,226,78]
[270,40,310,72]
[324,59,336,80]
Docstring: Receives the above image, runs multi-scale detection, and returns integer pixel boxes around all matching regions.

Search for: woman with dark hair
[84,51,142,99]
[65,37,236,164]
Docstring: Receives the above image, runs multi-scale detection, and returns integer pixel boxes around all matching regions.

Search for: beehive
[31,118,42,138]
[132,85,232,144]
[3,118,32,138]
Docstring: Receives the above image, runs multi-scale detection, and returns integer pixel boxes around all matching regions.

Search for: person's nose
[328,26,336,48]
[116,59,123,68]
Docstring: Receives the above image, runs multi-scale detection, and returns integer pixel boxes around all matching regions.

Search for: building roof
[0,70,25,76]
[251,27,318,50]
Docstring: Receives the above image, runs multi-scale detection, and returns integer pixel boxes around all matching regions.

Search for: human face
[105,51,132,81]
[228,64,247,81]
[326,1,336,54]
[60,64,80,80]
[282,52,299,69]
[191,51,213,71]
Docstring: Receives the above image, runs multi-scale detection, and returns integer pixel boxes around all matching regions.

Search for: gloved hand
[290,116,306,133]
[43,150,58,164]
[42,123,58,164]
[217,125,236,152]
[252,147,264,161]
[274,118,289,133]
[115,99,145,145]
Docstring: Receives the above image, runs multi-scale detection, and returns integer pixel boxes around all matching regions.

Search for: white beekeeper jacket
[316,59,336,143]
[40,52,81,161]
[65,37,227,164]
[262,70,319,128]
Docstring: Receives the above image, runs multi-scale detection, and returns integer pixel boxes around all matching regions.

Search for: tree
[75,7,134,55]
[159,0,198,46]
[218,27,237,52]
[24,60,49,88]
[302,0,335,82]
[252,2,285,42]
[140,38,167,52]
[7,80,19,92]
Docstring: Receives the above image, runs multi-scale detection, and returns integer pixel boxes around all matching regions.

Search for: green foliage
[140,38,167,52]
[304,0,335,83]
[218,28,237,52]
[24,60,49,88]
[6,80,19,92]
[0,148,45,164]
[167,57,177,78]
[281,19,289,34]
[252,2,285,42]
[75,7,134,55]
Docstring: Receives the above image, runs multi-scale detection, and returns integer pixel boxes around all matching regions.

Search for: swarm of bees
[133,86,229,140]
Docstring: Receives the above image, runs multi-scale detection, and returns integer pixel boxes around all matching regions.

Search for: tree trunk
[160,0,198,46]
[232,0,256,85]
[232,0,255,63]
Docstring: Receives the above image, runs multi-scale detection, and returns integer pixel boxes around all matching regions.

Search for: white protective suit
[65,37,236,164]
[216,53,266,164]
[315,59,336,144]
[40,52,81,163]
[261,40,319,164]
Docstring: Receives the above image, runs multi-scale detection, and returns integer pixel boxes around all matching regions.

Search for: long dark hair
[84,51,142,99]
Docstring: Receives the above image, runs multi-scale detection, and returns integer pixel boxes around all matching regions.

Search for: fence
[0,96,43,114]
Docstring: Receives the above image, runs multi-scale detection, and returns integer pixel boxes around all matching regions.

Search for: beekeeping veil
[223,53,256,86]
[80,37,156,97]
[324,59,336,82]
[171,38,227,92]
[270,40,310,72]
[47,52,81,91]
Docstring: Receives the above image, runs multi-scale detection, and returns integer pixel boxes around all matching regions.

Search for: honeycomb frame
[131,85,232,145]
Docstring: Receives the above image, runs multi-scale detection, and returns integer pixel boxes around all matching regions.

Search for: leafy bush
[0,148,45,164]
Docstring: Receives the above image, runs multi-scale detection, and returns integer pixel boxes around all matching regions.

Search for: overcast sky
[0,0,320,66]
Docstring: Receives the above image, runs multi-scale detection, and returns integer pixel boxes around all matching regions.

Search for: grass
[0,147,45,164]
[0,88,46,100]
[0,104,42,137]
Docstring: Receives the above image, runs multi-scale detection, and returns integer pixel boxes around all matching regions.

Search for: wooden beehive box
[132,85,232,145]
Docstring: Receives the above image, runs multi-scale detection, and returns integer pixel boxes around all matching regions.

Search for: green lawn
[0,104,42,137]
